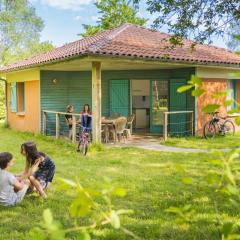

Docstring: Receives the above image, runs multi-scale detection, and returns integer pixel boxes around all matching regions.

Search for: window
[10,82,25,113]
[227,80,237,111]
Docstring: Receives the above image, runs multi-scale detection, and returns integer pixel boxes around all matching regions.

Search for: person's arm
[16,161,30,180]
[29,157,43,175]
[13,179,25,192]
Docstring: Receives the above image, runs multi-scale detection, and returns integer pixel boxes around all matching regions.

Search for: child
[18,141,55,198]
[0,152,29,206]
[65,105,74,139]
[80,104,92,132]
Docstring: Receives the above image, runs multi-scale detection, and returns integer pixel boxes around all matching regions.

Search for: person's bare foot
[41,191,47,199]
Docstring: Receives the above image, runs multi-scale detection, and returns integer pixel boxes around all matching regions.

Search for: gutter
[0,77,8,123]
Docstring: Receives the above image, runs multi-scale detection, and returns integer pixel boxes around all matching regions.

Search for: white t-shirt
[0,169,17,206]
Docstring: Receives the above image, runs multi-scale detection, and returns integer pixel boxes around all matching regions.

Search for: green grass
[161,134,240,149]
[0,126,236,240]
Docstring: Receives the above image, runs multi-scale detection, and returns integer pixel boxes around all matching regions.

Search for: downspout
[0,77,8,124]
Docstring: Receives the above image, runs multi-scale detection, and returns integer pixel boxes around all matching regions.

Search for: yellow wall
[7,80,40,133]
[196,67,240,79]
[6,69,40,82]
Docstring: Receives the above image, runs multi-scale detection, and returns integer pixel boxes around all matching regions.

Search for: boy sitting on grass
[0,152,29,207]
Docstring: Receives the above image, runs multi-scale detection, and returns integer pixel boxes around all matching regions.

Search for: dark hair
[21,141,42,166]
[0,152,13,169]
[82,104,90,113]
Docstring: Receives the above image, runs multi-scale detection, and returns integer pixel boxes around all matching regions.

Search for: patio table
[101,118,117,143]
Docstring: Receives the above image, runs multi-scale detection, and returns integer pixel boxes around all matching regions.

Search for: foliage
[169,149,240,239]
[227,22,240,52]
[0,81,5,120]
[29,177,138,240]
[0,0,49,64]
[2,41,53,66]
[134,0,240,45]
[81,0,147,37]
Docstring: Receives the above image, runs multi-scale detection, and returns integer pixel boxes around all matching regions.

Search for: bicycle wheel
[223,120,235,136]
[82,141,88,155]
[203,121,216,139]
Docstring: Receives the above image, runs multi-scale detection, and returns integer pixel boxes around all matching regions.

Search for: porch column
[92,61,102,143]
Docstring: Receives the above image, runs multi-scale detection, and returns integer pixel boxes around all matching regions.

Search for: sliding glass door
[150,80,168,133]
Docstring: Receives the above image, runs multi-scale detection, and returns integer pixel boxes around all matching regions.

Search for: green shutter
[10,82,17,112]
[110,80,129,117]
[169,79,187,135]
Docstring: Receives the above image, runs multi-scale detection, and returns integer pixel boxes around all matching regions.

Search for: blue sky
[30,0,228,49]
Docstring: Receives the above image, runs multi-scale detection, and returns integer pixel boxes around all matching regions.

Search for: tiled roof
[1,24,240,73]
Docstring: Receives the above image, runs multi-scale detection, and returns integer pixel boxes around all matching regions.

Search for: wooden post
[56,113,60,139]
[163,112,168,141]
[72,116,76,143]
[43,111,47,135]
[92,61,102,143]
[191,111,194,136]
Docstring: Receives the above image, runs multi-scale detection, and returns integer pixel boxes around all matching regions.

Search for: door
[169,79,187,135]
[109,80,130,117]
[150,80,168,133]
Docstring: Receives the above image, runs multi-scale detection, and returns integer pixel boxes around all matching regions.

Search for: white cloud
[39,0,94,10]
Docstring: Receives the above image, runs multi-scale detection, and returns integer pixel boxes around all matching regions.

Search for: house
[0,23,240,142]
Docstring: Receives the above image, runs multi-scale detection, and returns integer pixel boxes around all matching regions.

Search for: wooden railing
[42,110,81,143]
[163,111,194,141]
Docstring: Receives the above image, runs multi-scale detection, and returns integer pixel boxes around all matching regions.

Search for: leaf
[224,100,233,107]
[188,75,202,86]
[177,85,193,93]
[221,222,234,237]
[112,187,126,197]
[191,88,205,96]
[202,104,220,113]
[182,177,192,185]
[110,210,121,229]
[212,91,227,98]
[78,232,91,240]
[29,228,46,240]
[43,209,53,226]
[235,116,240,126]
[58,178,77,187]
[70,193,93,218]
[116,209,134,215]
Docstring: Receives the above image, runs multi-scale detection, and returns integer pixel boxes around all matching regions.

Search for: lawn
[161,134,240,149]
[0,125,237,240]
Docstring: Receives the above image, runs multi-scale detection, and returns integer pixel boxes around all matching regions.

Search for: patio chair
[101,123,109,143]
[110,112,121,119]
[124,114,135,138]
[114,117,127,142]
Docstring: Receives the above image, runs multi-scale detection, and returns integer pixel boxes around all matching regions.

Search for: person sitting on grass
[17,141,55,199]
[0,152,29,207]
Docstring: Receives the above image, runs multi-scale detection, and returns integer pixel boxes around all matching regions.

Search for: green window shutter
[21,83,25,112]
[10,82,17,112]
[169,79,187,135]
[110,80,129,117]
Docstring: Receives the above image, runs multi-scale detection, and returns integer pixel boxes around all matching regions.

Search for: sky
[30,0,228,49]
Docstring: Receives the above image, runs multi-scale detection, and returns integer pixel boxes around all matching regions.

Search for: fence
[42,110,81,143]
[163,111,194,141]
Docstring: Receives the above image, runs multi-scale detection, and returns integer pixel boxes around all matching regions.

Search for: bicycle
[203,111,235,139]
[77,125,91,155]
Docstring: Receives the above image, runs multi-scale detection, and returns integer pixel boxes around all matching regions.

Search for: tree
[0,0,54,66]
[227,22,240,52]
[134,0,240,45]
[0,0,54,120]
[81,0,147,37]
